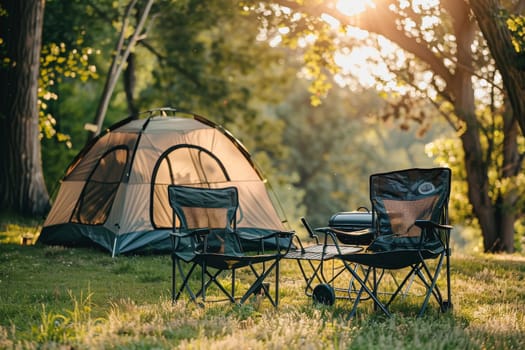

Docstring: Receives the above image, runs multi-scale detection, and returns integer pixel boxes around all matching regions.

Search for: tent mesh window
[151,145,230,229]
[71,147,129,225]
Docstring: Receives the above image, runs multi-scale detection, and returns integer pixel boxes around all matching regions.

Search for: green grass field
[1,218,524,349]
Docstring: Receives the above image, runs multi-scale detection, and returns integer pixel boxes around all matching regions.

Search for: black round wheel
[312,284,335,306]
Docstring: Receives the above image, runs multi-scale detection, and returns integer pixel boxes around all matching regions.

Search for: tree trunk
[0,0,50,216]
[460,128,499,251]
[470,0,525,137]
[124,52,139,118]
[448,8,499,252]
[468,0,524,252]
[88,0,154,141]
[497,112,522,252]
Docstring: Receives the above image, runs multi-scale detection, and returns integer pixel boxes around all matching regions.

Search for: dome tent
[38,108,288,256]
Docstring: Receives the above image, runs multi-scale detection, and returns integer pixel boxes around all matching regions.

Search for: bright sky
[329,0,439,92]
[336,0,375,16]
[266,0,445,93]
[329,0,393,89]
[290,0,495,114]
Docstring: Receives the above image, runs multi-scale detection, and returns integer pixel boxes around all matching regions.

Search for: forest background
[1,0,525,255]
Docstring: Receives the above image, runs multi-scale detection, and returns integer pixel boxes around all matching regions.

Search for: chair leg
[172,258,200,302]
[373,268,378,311]
[240,261,280,306]
[385,265,420,309]
[201,261,206,302]
[232,268,236,300]
[198,268,236,303]
[346,263,361,298]
[417,262,445,309]
[348,267,370,319]
[171,254,176,304]
[303,259,325,296]
[275,260,280,306]
[342,261,391,318]
[417,253,445,317]
[295,259,318,296]
[400,270,418,298]
[445,248,452,308]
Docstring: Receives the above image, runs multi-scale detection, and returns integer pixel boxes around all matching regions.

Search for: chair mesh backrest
[167,185,238,231]
[370,168,451,238]
[168,185,241,255]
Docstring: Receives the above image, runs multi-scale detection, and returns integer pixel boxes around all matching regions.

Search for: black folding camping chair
[329,167,453,317]
[168,185,294,306]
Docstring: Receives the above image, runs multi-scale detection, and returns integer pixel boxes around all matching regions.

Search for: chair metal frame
[331,167,453,318]
[168,185,294,307]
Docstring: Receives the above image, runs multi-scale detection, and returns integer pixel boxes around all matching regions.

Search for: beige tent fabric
[40,114,286,254]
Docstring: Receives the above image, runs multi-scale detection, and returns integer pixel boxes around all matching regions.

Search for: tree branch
[88,0,155,140]
[275,0,455,86]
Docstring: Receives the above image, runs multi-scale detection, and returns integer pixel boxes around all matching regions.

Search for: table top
[284,244,363,261]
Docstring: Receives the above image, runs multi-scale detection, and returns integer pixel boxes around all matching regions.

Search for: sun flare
[336,0,375,16]
[331,0,439,91]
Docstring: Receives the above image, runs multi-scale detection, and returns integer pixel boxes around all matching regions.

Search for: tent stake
[112,238,118,258]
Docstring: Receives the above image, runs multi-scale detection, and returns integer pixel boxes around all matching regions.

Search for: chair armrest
[238,230,295,254]
[315,226,374,249]
[312,227,351,256]
[329,227,374,237]
[415,220,453,250]
[314,227,339,242]
[238,230,294,241]
[315,226,373,239]
[276,230,295,238]
[301,217,320,244]
[291,234,307,254]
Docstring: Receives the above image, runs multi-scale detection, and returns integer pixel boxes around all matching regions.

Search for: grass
[1,218,525,349]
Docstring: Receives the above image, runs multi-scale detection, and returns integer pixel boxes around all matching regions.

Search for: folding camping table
[284,216,370,305]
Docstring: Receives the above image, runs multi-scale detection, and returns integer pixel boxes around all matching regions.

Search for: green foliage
[276,78,446,227]
[425,138,470,217]
[37,39,99,192]
[425,108,525,253]
[302,29,339,106]
[254,1,340,106]
[32,291,103,343]
[37,0,105,190]
[39,0,101,140]
[501,11,525,53]
[425,137,484,252]
[38,42,98,143]
[261,1,523,252]
[139,0,294,122]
